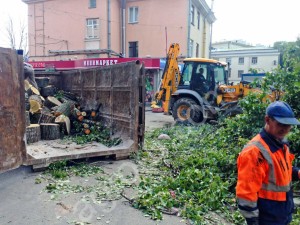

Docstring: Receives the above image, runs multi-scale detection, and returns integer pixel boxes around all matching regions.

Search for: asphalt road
[0,111,184,225]
[145,107,175,131]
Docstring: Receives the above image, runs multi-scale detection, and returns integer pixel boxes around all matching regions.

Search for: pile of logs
[25,77,101,144]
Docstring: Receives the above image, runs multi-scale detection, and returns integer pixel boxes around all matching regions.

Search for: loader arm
[155,43,181,113]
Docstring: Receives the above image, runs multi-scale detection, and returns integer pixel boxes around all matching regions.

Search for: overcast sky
[210,0,300,46]
[0,0,299,48]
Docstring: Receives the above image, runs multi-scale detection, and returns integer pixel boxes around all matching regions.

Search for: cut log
[39,113,56,123]
[24,80,31,91]
[41,106,52,114]
[54,101,75,117]
[44,96,62,109]
[40,123,61,140]
[30,113,41,124]
[29,94,44,106]
[29,109,54,124]
[29,99,42,114]
[55,115,71,135]
[31,86,41,96]
[25,111,30,127]
[26,124,41,144]
[41,85,57,98]
[35,77,50,88]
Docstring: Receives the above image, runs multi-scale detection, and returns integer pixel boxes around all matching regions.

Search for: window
[89,0,96,8]
[196,43,199,57]
[238,57,244,64]
[251,57,258,64]
[129,41,138,57]
[197,11,200,29]
[191,5,195,25]
[189,39,194,57]
[129,7,138,23]
[86,18,99,38]
[238,70,244,78]
[181,62,226,86]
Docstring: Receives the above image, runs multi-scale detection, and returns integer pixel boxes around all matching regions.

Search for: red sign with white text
[29,58,160,71]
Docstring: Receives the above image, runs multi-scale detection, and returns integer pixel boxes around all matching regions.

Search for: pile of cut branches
[132,92,300,225]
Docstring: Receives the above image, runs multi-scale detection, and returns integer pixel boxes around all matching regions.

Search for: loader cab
[179,58,227,92]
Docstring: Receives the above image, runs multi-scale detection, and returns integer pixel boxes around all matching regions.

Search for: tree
[5,16,28,58]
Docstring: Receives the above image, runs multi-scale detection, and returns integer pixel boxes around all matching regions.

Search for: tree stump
[40,123,60,140]
[26,124,41,144]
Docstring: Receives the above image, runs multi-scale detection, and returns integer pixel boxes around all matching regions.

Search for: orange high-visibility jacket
[236,132,295,224]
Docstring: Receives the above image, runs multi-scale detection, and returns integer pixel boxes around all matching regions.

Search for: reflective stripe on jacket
[236,132,295,224]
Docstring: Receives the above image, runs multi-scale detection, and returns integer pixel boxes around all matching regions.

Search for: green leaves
[66,121,122,147]
[136,73,300,223]
[134,125,243,223]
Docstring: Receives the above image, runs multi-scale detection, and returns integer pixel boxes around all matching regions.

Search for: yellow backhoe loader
[154,43,280,124]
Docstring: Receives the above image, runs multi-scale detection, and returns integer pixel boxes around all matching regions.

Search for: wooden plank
[25,139,135,167]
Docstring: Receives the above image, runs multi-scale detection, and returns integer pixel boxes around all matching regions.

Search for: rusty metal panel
[62,61,141,142]
[0,48,26,173]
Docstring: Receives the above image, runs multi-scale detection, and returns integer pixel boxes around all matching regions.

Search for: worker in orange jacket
[236,101,300,225]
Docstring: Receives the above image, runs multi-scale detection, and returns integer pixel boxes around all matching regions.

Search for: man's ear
[265,115,271,124]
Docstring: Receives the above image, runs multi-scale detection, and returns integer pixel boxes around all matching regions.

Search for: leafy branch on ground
[35,160,136,203]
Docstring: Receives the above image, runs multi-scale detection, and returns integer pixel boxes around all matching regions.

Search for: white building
[211,41,280,83]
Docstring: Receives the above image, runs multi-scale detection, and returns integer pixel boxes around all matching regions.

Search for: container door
[0,48,26,173]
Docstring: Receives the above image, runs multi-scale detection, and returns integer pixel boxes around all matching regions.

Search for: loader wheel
[172,98,204,124]
[190,104,204,124]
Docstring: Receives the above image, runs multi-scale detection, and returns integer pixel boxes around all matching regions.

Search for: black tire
[190,104,204,124]
[172,98,204,124]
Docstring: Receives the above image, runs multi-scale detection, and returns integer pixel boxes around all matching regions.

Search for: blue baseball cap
[266,101,300,125]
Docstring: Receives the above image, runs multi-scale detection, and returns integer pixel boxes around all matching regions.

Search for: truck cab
[179,58,227,98]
